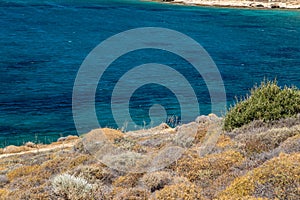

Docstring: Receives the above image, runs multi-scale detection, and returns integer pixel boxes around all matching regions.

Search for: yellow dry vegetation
[113,173,143,188]
[112,187,150,200]
[154,182,203,200]
[0,189,9,198]
[7,165,39,181]
[102,128,124,142]
[219,153,300,199]
[174,150,244,182]
[216,134,234,148]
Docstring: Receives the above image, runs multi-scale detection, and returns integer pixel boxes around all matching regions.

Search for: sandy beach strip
[149,0,300,9]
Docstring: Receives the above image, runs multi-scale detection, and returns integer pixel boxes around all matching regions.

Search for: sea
[1,0,300,146]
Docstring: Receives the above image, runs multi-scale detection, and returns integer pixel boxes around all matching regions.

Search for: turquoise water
[1,0,300,146]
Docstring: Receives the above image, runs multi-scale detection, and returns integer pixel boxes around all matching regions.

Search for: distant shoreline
[147,0,300,10]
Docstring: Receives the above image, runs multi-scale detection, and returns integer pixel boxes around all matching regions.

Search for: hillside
[0,114,299,199]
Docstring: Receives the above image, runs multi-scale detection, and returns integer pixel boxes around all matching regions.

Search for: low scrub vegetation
[219,153,300,199]
[155,182,203,199]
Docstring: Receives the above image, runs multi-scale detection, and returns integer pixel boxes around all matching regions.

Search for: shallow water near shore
[0,0,300,146]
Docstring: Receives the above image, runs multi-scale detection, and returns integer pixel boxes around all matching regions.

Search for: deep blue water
[1,0,300,146]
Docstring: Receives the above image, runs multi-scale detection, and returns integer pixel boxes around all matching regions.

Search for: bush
[155,182,203,200]
[215,134,234,149]
[0,189,9,198]
[3,145,30,154]
[112,187,150,200]
[113,173,143,188]
[7,165,38,181]
[224,80,300,131]
[72,164,114,184]
[218,153,300,199]
[236,125,300,155]
[51,173,95,200]
[140,171,172,192]
[174,150,244,184]
[279,134,300,153]
[0,175,9,187]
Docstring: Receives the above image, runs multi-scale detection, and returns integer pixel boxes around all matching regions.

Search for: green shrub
[224,80,300,131]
